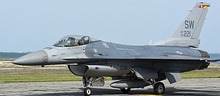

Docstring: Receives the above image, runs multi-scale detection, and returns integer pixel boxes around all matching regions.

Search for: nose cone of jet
[13,50,48,65]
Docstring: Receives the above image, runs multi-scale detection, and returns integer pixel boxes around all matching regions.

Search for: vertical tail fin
[153,2,210,48]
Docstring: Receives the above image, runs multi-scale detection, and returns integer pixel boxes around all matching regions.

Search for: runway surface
[0,78,219,96]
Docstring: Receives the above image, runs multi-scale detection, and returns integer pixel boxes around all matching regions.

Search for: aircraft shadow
[24,87,220,96]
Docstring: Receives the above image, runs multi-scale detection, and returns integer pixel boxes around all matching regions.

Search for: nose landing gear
[120,88,131,94]
[84,87,92,96]
[83,77,105,96]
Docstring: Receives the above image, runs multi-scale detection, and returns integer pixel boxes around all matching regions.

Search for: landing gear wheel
[153,82,165,94]
[120,88,131,94]
[84,87,92,96]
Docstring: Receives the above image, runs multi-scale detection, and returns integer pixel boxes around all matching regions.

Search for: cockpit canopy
[53,35,98,47]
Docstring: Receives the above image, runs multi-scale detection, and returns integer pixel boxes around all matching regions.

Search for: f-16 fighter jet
[13,2,218,96]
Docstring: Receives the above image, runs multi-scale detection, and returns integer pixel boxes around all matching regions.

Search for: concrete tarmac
[0,78,220,96]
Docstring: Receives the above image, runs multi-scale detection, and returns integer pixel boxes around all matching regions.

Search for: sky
[0,0,219,53]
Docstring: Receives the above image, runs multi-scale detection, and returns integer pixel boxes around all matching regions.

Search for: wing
[206,58,220,62]
[62,56,217,63]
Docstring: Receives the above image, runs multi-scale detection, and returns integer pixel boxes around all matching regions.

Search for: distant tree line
[0,52,29,61]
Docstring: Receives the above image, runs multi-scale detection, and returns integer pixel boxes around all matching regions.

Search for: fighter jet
[13,2,218,96]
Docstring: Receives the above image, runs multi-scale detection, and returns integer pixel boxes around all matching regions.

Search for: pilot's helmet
[79,40,84,45]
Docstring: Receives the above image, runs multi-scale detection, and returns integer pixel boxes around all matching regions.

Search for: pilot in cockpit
[54,35,97,47]
[65,37,78,47]
[78,40,84,45]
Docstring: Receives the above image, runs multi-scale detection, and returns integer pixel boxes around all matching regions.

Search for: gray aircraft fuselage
[14,39,210,77]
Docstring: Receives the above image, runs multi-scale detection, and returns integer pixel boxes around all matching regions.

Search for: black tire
[153,82,165,94]
[120,88,131,94]
[84,87,92,96]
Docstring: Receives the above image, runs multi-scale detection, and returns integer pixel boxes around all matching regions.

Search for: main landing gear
[153,82,165,94]
[117,80,165,95]
[144,79,165,95]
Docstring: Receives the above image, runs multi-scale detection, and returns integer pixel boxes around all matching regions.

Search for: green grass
[182,70,220,79]
[0,73,81,83]
[0,70,219,83]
